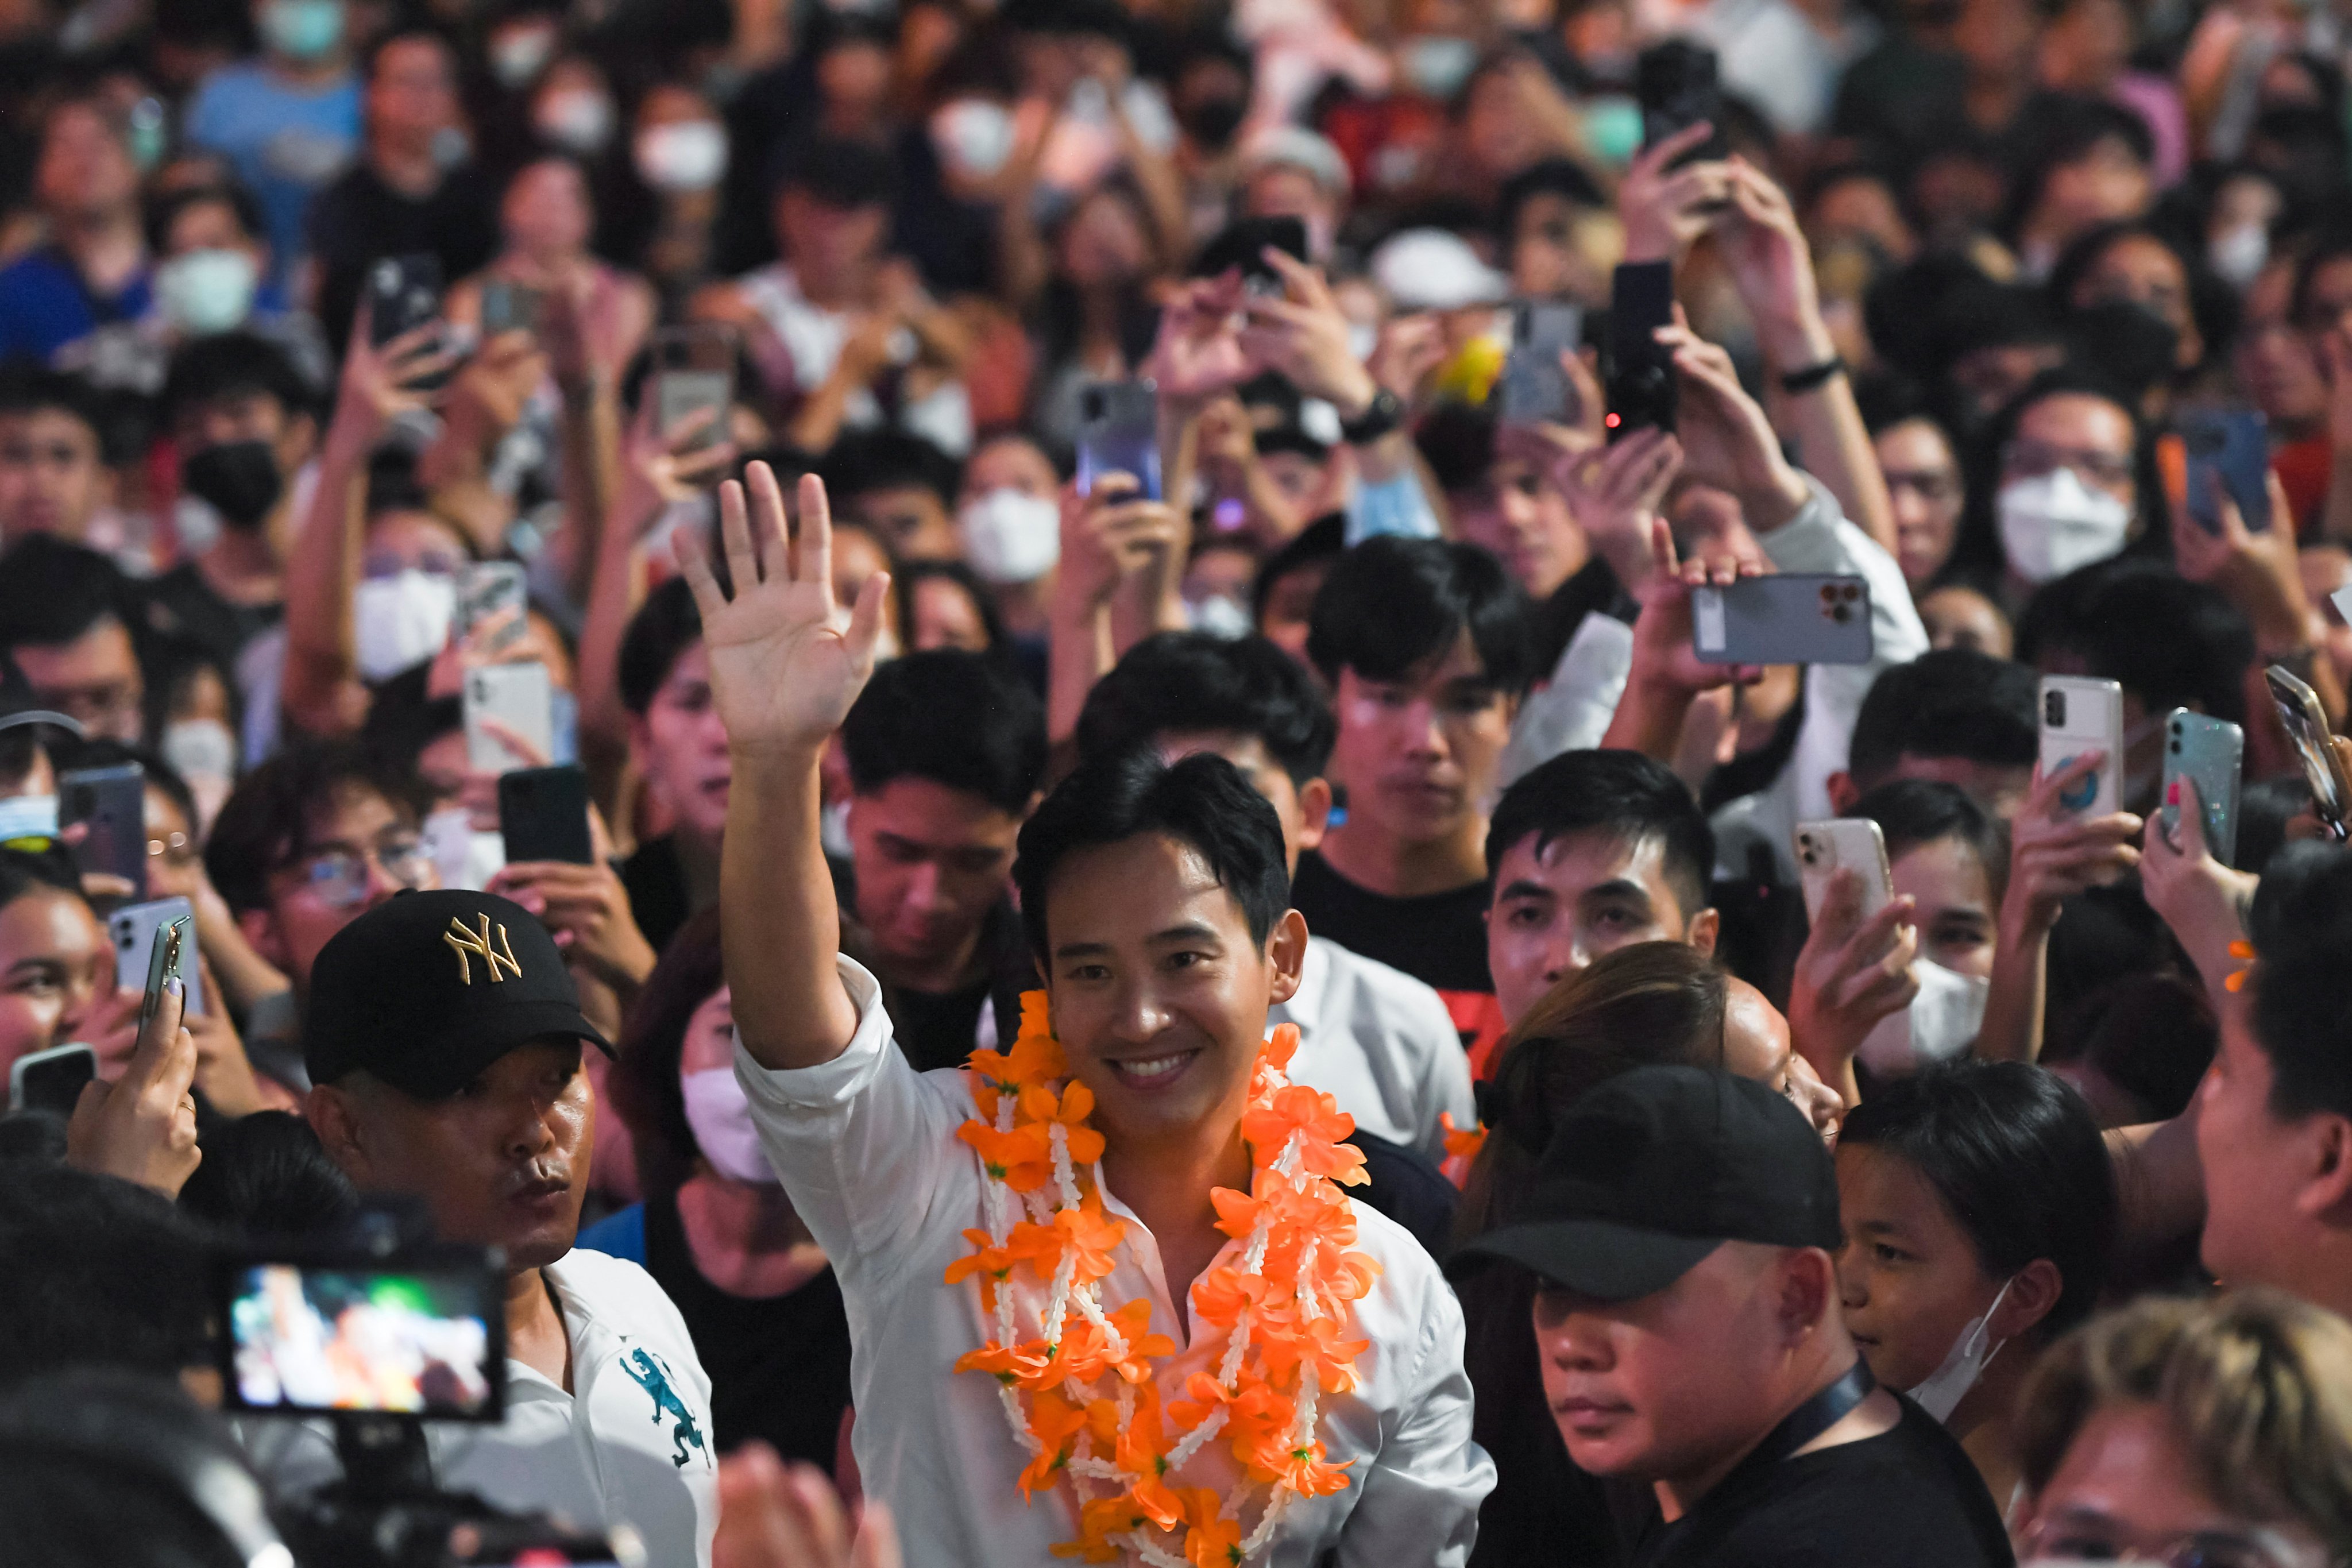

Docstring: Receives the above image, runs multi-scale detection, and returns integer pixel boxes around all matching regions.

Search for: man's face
[249,785,434,986]
[1041,832,1303,1146]
[852,483,957,562]
[37,104,136,218]
[1891,836,1995,979]
[631,642,731,843]
[1155,731,1328,876]
[960,436,1057,508]
[1326,636,1516,852]
[2239,261,2326,428]
[2194,1008,2318,1292]
[1883,752,2034,822]
[847,777,1024,974]
[11,619,143,743]
[777,191,887,284]
[1535,1242,1801,1483]
[323,1041,592,1271]
[0,409,106,542]
[1257,561,1331,669]
[1486,828,1712,1028]
[370,38,457,145]
[1453,459,1585,601]
[176,387,291,458]
[1874,419,1963,592]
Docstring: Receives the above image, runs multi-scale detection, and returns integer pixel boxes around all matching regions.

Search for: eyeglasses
[1883,468,1963,506]
[2002,438,2136,493]
[148,832,197,868]
[289,837,431,909]
[2019,1516,2335,1568]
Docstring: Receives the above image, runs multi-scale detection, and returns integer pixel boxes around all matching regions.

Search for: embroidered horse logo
[621,1347,708,1468]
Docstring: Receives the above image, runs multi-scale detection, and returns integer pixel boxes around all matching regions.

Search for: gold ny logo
[443,915,522,984]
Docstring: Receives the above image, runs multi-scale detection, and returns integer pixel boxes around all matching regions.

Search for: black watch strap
[1338,387,1404,445]
[1779,356,1848,395]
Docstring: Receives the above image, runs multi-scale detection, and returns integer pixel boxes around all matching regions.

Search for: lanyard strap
[1743,1358,1878,1470]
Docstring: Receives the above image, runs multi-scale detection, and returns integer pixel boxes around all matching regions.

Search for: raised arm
[675,465,890,1070]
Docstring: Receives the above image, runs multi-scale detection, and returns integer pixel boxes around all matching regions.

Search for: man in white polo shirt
[681,465,1493,1566]
[252,889,719,1565]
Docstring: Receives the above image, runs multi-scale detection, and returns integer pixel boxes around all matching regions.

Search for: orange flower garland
[949,994,1381,1566]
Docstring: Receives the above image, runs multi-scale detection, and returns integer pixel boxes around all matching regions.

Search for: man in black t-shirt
[836,649,1045,1071]
[1456,1066,2013,1568]
[1293,536,1534,1041]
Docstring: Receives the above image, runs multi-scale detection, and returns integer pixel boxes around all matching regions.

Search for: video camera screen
[224,1261,505,1420]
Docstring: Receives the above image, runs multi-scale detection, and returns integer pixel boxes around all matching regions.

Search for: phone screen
[1607,262,1677,441]
[224,1260,504,1418]
[13,1045,95,1116]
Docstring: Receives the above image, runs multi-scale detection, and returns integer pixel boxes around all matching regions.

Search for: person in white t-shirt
[677,464,1493,1567]
[262,888,719,1565]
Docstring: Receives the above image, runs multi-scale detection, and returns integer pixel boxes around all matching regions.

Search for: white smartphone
[10,1041,95,1115]
[109,896,202,1018]
[464,662,555,775]
[2040,676,2125,817]
[1794,820,1894,926]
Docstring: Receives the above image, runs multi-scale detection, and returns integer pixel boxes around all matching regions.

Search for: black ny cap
[1451,1065,1841,1301]
[303,890,613,1100]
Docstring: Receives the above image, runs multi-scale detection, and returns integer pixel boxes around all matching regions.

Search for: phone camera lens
[1083,390,1106,420]
[2045,692,2066,726]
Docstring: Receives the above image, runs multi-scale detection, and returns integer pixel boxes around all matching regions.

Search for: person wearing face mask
[530,57,617,161]
[576,913,855,1476]
[146,184,330,389]
[1956,372,2153,610]
[954,433,1064,661]
[1838,781,2003,1079]
[306,26,499,356]
[183,0,360,292]
[1168,31,1254,241]
[1837,1061,2118,1505]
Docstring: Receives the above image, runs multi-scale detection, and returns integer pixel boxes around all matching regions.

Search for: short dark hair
[1077,632,1335,785]
[840,650,1046,814]
[1848,650,2038,789]
[1840,1061,2118,1341]
[0,1165,211,1389]
[0,535,133,654]
[0,365,105,444]
[143,179,265,256]
[1484,750,1714,919]
[1013,750,1288,962]
[820,427,960,509]
[894,559,1007,656]
[608,909,726,1189]
[1414,403,1497,499]
[0,844,88,918]
[617,577,702,717]
[160,330,314,429]
[1307,536,1534,695]
[1846,778,2007,905]
[361,22,455,83]
[1496,158,1602,245]
[2247,841,2352,1119]
[770,132,898,207]
[2018,559,2254,724]
[173,1110,360,1241]
[1250,512,1342,625]
[203,741,419,915]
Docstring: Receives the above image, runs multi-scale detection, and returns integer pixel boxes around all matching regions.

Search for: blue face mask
[261,0,343,61]
[1582,96,1646,167]
[0,793,57,847]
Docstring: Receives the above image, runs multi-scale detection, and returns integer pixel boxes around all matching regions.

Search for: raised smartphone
[652,324,739,449]
[1794,818,1894,926]
[1691,575,1874,666]
[111,896,202,1019]
[10,1042,94,1115]
[456,561,528,654]
[2040,675,2126,818]
[137,907,189,1030]
[1607,261,1677,442]
[2175,407,2271,535]
[1637,39,1730,165]
[1496,302,1585,427]
[497,764,594,866]
[58,762,146,900]
[464,662,555,775]
[2161,709,2243,867]
[478,278,542,339]
[2266,663,2350,839]
[1075,380,1162,500]
[367,253,443,345]
[1192,215,1308,291]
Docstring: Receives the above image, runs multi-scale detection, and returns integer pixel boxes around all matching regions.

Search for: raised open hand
[675,464,891,760]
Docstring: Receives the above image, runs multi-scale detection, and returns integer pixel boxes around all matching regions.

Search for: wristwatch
[1337,388,1405,445]
[1778,356,1848,395]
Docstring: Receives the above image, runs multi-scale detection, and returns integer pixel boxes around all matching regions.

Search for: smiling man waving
[680,462,1492,1567]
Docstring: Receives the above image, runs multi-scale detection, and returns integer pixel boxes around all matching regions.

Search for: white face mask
[957,488,1061,584]
[1858,955,1990,1078]
[930,99,1015,179]
[2209,223,2269,289]
[354,570,456,681]
[1399,34,1478,98]
[0,793,58,845]
[1996,468,2133,585]
[681,1068,777,1185]
[536,90,615,155]
[156,248,260,336]
[635,121,728,194]
[1188,592,1253,639]
[1906,1275,2014,1423]
[489,25,555,88]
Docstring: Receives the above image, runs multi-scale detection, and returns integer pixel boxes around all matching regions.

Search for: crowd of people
[3,0,2352,1558]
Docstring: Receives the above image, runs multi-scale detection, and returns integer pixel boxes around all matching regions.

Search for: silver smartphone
[1496,302,1584,426]
[111,896,202,1019]
[456,562,528,654]
[2040,675,2125,818]
[1691,576,1873,666]
[463,662,555,774]
[652,323,738,450]
[1794,818,1894,927]
[2160,709,2242,867]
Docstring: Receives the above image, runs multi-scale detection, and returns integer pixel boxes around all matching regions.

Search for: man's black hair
[820,427,961,509]
[1848,648,2039,789]
[1077,632,1337,785]
[1415,402,1497,498]
[159,330,315,428]
[142,180,266,257]
[0,534,133,654]
[1846,778,2007,905]
[1485,750,1714,920]
[1013,750,1288,962]
[0,364,106,442]
[1496,158,1604,248]
[0,1165,211,1391]
[175,1110,361,1241]
[617,577,704,717]
[1951,366,2160,584]
[1251,512,1343,625]
[1840,1061,2117,1339]
[2009,97,2156,241]
[2246,841,2352,1120]
[893,559,1009,658]
[769,132,899,207]
[2016,558,2254,725]
[840,649,1046,815]
[360,21,455,83]
[1306,535,1535,695]
[203,740,420,916]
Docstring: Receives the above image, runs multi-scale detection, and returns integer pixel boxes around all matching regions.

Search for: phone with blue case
[2160,709,2242,866]
[2178,407,2270,534]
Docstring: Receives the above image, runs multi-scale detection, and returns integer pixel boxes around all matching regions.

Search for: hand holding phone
[63,957,199,1197]
[465,663,556,775]
[2160,709,2243,866]
[2040,677,2126,818]
[1691,575,1874,666]
[2268,663,2350,839]
[1075,381,1162,499]
[1607,261,1678,441]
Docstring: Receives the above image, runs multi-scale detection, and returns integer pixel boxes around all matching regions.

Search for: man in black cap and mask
[1455,1065,2013,1567]
[267,889,719,1565]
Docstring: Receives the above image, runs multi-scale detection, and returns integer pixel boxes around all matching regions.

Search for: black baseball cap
[1450,1066,1842,1302]
[303,890,614,1100]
